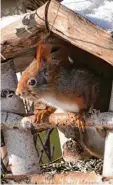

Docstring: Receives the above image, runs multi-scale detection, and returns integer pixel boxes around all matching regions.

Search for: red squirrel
[16,42,112,130]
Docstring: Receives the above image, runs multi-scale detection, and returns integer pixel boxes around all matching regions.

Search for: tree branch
[1,111,113,131]
[2,172,103,184]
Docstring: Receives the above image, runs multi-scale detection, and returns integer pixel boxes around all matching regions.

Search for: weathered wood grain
[1,0,113,65]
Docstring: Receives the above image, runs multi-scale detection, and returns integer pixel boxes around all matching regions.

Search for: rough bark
[1,111,113,130]
[1,60,40,175]
[3,172,113,184]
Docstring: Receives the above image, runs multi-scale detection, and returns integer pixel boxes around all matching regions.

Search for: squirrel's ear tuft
[36,43,51,69]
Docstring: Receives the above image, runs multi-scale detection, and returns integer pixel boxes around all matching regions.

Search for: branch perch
[1,111,113,131]
[50,112,113,129]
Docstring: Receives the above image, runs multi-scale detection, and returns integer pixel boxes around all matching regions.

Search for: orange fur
[36,43,52,69]
[16,42,111,130]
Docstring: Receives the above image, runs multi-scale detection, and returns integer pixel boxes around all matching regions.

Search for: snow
[62,0,113,30]
[1,0,113,30]
[0,15,24,29]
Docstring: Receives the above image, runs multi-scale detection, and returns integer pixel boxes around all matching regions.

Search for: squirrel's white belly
[41,95,80,112]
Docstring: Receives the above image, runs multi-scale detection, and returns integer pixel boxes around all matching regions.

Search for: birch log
[1,111,113,130]
[1,0,113,65]
[103,81,113,177]
[3,172,103,184]
[1,60,40,175]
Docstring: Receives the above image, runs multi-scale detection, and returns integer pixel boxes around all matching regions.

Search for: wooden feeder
[1,0,113,183]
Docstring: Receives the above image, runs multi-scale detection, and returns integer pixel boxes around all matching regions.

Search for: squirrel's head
[16,43,52,101]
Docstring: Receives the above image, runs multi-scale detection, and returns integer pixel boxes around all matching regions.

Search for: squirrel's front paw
[34,107,55,124]
[34,110,50,123]
[75,113,86,132]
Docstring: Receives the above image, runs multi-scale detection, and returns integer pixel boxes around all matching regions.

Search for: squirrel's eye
[28,78,37,87]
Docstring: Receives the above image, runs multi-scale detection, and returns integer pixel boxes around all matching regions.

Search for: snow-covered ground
[1,0,113,30]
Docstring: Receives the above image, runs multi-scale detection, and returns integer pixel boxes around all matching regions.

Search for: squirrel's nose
[16,88,26,97]
[15,89,21,97]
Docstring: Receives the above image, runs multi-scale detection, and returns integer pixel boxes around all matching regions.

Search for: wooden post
[103,81,113,177]
[109,81,113,111]
[1,60,40,175]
